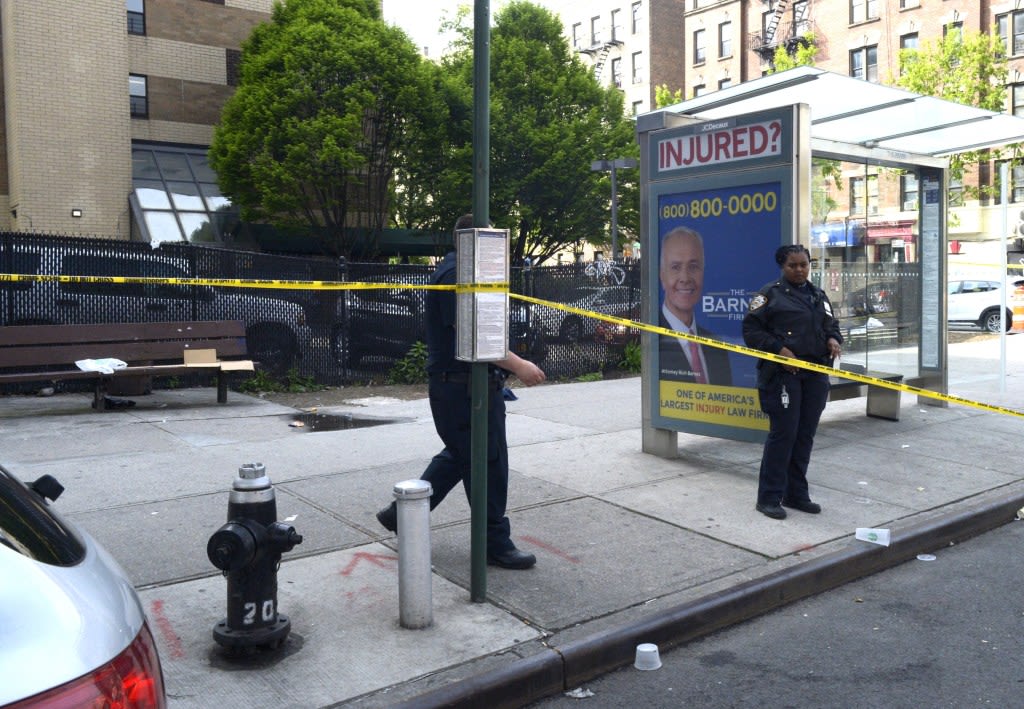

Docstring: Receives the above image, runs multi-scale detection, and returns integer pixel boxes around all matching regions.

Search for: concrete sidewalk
[1,337,1023,708]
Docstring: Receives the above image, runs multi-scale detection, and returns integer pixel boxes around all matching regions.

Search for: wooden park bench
[828,361,904,421]
[0,320,254,410]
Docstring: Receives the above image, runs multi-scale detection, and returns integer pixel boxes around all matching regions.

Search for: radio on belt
[455,227,510,362]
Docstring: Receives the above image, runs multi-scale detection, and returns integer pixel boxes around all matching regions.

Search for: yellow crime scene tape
[3,271,1020,419]
[510,292,1024,421]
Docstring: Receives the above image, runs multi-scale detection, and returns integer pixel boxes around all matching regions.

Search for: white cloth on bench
[75,358,128,375]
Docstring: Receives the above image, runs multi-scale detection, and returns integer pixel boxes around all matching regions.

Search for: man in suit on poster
[658,226,733,385]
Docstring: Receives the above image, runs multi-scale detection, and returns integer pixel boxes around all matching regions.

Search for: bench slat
[0,320,245,347]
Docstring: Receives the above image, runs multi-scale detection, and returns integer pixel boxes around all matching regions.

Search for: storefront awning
[652,67,1024,164]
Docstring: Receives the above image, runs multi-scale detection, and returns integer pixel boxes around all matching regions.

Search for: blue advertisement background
[656,181,782,389]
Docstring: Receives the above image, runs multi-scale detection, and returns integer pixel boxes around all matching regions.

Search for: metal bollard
[394,479,433,629]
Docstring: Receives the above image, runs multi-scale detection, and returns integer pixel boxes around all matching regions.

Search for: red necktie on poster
[688,340,707,384]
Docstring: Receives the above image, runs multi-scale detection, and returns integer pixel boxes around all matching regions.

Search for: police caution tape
[511,293,1024,421]
[0,273,507,293]
[2,270,1019,420]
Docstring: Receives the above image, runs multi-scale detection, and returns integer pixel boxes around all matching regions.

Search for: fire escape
[580,37,624,85]
[749,0,816,62]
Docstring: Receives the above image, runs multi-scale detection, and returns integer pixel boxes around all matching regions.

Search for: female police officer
[743,244,842,520]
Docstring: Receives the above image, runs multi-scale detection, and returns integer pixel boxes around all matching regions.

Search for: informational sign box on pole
[456,228,510,362]
[643,104,811,443]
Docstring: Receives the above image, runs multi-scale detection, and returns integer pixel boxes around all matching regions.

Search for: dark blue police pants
[420,378,513,554]
[757,369,830,505]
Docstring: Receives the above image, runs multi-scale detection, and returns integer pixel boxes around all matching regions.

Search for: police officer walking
[377,214,546,568]
[743,244,842,520]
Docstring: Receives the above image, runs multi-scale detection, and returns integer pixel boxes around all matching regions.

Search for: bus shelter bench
[828,362,904,421]
[0,320,254,410]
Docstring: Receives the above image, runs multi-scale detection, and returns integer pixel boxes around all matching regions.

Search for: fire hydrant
[207,462,302,651]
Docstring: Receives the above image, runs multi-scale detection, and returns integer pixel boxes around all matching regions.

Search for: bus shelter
[637,66,1024,454]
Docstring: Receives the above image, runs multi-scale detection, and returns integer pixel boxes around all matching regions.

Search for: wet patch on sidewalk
[284,412,403,432]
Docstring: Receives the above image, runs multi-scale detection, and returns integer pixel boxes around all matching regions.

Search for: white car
[947,277,1024,333]
[0,466,166,707]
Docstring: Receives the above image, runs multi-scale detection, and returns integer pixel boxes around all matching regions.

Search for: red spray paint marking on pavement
[149,599,185,659]
[520,535,580,564]
[339,551,398,576]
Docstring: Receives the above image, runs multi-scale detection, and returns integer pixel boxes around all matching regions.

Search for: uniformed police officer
[742,244,842,520]
[377,214,546,568]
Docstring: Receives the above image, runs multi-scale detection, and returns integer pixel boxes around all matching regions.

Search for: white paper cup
[634,643,662,671]
[855,527,891,546]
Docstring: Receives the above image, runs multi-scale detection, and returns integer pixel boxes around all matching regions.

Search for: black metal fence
[0,233,644,390]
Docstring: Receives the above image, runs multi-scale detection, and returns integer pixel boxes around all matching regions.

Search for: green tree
[770,33,819,72]
[655,84,684,108]
[408,1,638,263]
[893,27,1013,190]
[209,0,440,258]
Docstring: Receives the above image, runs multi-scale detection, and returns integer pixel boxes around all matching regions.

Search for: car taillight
[8,622,166,709]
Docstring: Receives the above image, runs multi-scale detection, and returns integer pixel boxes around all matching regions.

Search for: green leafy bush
[387,341,428,385]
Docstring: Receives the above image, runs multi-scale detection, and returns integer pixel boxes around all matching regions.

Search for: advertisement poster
[654,181,781,436]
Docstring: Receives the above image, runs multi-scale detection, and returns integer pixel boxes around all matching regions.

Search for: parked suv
[947,277,1024,333]
[1,248,312,375]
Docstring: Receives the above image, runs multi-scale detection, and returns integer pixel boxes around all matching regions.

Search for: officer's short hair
[775,244,811,266]
[454,214,475,236]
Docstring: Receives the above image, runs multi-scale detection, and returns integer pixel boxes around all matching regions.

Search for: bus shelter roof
[654,67,1024,165]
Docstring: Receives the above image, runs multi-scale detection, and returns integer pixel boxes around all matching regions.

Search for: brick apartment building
[566,0,1024,263]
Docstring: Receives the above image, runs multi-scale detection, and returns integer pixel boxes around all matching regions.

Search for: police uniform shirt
[742,278,843,365]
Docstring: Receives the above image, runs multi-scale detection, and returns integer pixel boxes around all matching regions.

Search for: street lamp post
[591,157,638,261]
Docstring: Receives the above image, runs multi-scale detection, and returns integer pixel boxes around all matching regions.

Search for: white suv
[947,277,1024,333]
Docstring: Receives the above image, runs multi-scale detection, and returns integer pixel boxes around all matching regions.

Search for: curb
[393,484,1024,708]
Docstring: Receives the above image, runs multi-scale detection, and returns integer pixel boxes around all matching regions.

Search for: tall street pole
[470,0,490,602]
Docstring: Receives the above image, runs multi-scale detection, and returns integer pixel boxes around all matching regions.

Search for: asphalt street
[530,520,1024,708]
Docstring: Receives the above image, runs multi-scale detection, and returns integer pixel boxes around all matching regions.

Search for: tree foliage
[655,84,684,108]
[400,1,639,263]
[209,0,439,257]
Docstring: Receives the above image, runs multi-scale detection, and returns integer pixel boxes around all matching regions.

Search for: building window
[632,100,643,115]
[997,12,1024,57]
[718,22,732,58]
[693,29,706,64]
[849,0,877,24]
[900,173,919,211]
[611,9,622,42]
[849,46,878,82]
[1012,83,1024,118]
[948,177,964,207]
[944,22,962,41]
[611,57,622,88]
[851,174,878,215]
[129,74,148,118]
[572,23,582,49]
[898,32,918,74]
[793,0,810,34]
[631,2,642,34]
[995,161,1024,204]
[899,0,919,8]
[131,145,236,244]
[591,16,601,45]
[126,0,145,35]
[718,78,732,90]
[631,52,644,83]
[693,84,706,97]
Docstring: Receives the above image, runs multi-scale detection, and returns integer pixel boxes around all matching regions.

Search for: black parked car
[332,289,546,370]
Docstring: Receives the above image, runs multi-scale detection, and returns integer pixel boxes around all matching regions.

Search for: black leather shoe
[782,499,822,514]
[376,502,397,533]
[756,502,787,520]
[487,548,536,569]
